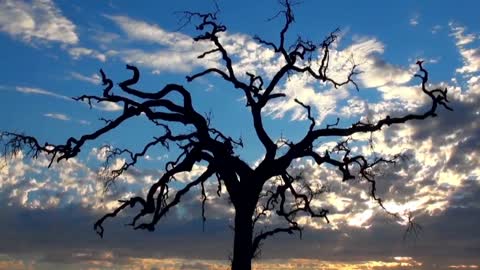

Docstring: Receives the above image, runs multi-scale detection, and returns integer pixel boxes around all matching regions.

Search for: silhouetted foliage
[1,1,452,269]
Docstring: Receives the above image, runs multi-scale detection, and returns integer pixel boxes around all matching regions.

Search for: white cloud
[13,86,121,112]
[376,84,428,109]
[103,14,416,120]
[264,37,415,125]
[450,22,477,47]
[266,68,480,231]
[218,32,284,78]
[456,47,480,74]
[265,72,349,125]
[358,54,413,89]
[0,1,110,63]
[339,98,367,118]
[106,15,194,48]
[68,47,107,62]
[92,101,123,112]
[92,31,120,44]
[175,164,209,183]
[409,14,419,26]
[78,119,91,125]
[89,147,109,162]
[281,118,479,230]
[431,25,442,34]
[0,0,78,45]
[43,113,70,121]
[70,72,101,85]
[0,151,161,211]
[106,15,217,74]
[15,86,70,100]
[449,23,480,74]
[106,15,283,77]
[120,48,212,73]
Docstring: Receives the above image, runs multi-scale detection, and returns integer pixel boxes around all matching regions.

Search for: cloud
[0,150,166,212]
[218,32,284,78]
[1,152,100,210]
[432,25,443,34]
[106,15,194,48]
[330,94,479,229]
[263,37,415,125]
[450,23,480,74]
[264,71,349,124]
[409,14,419,26]
[92,31,120,44]
[258,31,480,234]
[12,86,122,112]
[94,16,475,225]
[106,15,217,74]
[456,47,480,74]
[70,72,101,85]
[0,0,78,45]
[68,47,107,62]
[91,101,123,112]
[0,257,27,270]
[15,86,70,100]
[332,71,479,228]
[106,15,282,77]
[89,147,109,162]
[357,53,413,89]
[78,119,91,125]
[0,198,477,269]
[449,266,480,269]
[175,164,209,183]
[95,15,422,128]
[450,23,477,47]
[43,113,70,121]
[0,0,110,64]
[119,48,212,74]
[0,147,233,263]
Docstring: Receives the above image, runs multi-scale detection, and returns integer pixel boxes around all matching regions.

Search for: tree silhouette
[0,1,452,270]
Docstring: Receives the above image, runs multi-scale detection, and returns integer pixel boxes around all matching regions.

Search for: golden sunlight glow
[112,257,426,270]
[0,260,28,270]
[382,198,428,224]
[254,257,422,270]
[347,209,373,228]
[449,265,480,269]
[438,169,463,187]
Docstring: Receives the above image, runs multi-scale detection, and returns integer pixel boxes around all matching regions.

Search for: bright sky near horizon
[0,0,479,269]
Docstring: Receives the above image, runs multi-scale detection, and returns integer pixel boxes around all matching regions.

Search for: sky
[0,0,479,269]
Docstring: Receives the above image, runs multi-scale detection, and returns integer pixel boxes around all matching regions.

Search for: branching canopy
[0,0,451,261]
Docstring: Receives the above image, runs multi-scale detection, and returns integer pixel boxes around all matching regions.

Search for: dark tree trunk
[231,206,254,270]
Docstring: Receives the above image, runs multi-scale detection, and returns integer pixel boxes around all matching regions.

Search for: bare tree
[0,1,452,269]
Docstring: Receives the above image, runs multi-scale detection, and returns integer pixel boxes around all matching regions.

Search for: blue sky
[0,0,480,269]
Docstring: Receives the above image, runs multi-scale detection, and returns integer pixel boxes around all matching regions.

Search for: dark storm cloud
[0,202,233,262]
[409,98,478,145]
[259,203,480,269]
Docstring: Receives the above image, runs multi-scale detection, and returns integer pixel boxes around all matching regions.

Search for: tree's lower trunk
[231,207,254,270]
